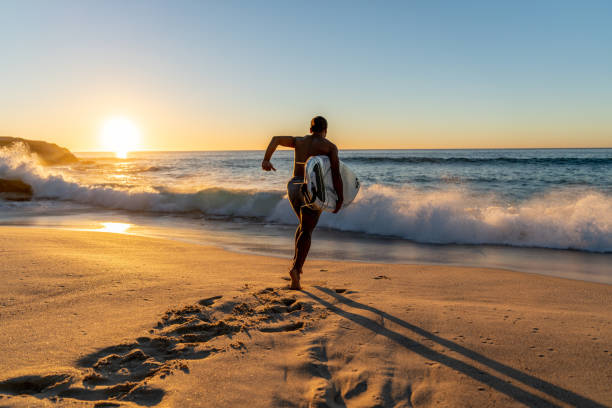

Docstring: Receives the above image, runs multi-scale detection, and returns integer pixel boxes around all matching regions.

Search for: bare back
[292,135,336,178]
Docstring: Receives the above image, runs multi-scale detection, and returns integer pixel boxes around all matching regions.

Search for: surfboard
[304,155,360,212]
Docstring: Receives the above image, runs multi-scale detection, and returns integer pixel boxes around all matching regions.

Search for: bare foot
[289,269,302,290]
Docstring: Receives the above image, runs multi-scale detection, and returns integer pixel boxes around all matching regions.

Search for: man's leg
[292,224,301,269]
[287,180,302,284]
[289,224,301,290]
[289,208,321,290]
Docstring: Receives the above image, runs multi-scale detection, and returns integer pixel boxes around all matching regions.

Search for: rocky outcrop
[0,137,78,165]
[0,178,33,201]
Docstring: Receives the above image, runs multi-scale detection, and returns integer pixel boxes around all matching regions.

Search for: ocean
[1,144,611,283]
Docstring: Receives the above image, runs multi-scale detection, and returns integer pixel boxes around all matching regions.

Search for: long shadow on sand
[304,286,606,408]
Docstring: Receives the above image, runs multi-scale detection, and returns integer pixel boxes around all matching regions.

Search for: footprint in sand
[0,287,321,407]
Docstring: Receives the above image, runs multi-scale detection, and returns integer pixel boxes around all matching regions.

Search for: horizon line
[74,146,612,154]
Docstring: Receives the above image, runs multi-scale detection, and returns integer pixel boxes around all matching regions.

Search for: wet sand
[0,227,610,407]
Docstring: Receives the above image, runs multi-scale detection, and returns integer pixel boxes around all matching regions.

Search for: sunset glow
[99,117,141,158]
[98,222,131,234]
[1,2,611,151]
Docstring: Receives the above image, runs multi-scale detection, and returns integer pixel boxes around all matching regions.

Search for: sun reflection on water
[98,222,131,233]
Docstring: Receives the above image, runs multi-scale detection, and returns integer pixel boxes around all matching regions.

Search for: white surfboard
[304,155,360,212]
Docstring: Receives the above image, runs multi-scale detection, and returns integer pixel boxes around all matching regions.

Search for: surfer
[262,116,343,290]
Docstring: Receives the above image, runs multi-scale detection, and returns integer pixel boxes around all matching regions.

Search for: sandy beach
[3,1,611,406]
[0,227,610,407]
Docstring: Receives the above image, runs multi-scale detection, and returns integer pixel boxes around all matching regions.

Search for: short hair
[310,116,328,133]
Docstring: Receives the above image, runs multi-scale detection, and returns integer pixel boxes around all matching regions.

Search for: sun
[100,117,142,158]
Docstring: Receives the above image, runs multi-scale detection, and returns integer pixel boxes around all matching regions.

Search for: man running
[262,116,343,290]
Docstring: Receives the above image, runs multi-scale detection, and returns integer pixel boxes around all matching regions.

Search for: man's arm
[262,136,295,171]
[328,144,344,213]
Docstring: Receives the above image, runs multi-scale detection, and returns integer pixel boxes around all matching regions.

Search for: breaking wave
[2,143,611,252]
[274,186,611,253]
[0,144,283,217]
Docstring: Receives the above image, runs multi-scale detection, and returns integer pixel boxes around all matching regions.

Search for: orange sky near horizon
[2,81,609,152]
[2,114,610,153]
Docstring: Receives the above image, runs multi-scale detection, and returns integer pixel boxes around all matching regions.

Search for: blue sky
[1,0,610,150]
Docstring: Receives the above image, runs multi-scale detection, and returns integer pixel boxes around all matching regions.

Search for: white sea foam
[282,185,612,252]
[2,143,611,252]
[0,143,283,217]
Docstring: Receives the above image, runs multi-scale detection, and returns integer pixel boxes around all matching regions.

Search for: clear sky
[1,0,611,151]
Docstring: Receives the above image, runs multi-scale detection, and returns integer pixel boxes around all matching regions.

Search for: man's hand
[261,159,276,171]
[332,199,343,214]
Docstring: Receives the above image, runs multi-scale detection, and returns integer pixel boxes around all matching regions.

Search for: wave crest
[0,143,284,217]
[269,185,612,252]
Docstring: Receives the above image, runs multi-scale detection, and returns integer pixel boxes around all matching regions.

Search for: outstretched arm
[328,145,344,213]
[262,136,295,171]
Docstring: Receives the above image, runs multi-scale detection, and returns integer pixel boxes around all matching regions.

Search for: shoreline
[0,226,610,407]
[2,214,611,285]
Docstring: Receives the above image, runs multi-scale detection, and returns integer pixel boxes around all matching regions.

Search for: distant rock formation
[0,136,78,165]
[0,178,33,201]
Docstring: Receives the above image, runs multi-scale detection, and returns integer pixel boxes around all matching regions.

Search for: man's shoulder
[323,139,338,151]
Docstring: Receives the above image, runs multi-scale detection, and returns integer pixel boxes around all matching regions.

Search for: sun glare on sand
[100,117,142,159]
